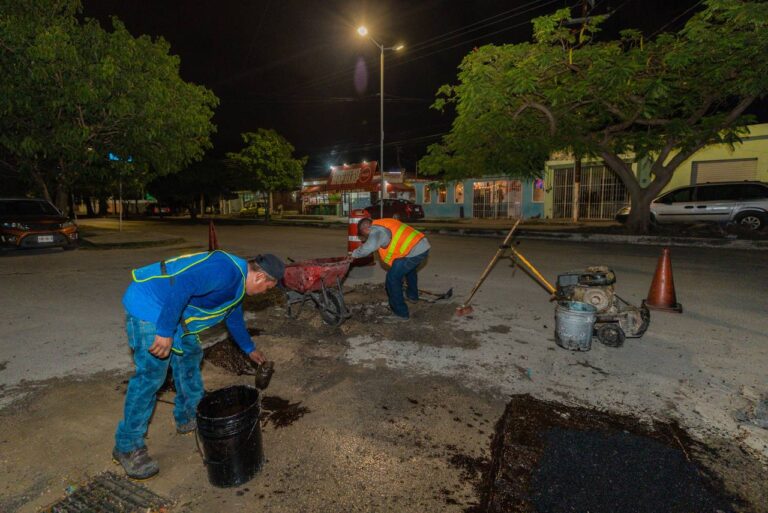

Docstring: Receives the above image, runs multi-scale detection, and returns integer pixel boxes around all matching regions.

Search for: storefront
[413,177,545,220]
[301,162,414,215]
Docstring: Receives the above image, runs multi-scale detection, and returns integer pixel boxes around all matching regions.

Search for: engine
[555,266,617,313]
[555,265,650,343]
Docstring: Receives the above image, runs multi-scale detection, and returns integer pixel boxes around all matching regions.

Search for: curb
[79,236,186,249]
[268,219,768,250]
[429,227,768,250]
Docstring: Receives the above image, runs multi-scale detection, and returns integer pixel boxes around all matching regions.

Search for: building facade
[300,162,413,215]
[543,123,768,220]
[413,177,545,219]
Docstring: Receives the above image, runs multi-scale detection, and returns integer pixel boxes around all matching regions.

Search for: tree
[0,0,218,211]
[226,129,306,221]
[420,0,768,233]
[148,158,238,219]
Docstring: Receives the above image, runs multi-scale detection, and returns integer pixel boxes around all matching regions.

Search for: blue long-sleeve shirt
[122,252,255,354]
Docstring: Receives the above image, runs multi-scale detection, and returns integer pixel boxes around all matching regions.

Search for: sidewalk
[75,215,768,251]
[77,218,184,248]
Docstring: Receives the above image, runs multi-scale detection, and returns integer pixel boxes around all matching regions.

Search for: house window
[532,178,545,203]
[423,186,431,204]
[438,185,447,204]
[455,182,464,203]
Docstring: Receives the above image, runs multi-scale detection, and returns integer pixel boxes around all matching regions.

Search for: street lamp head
[357,26,368,37]
[394,44,404,51]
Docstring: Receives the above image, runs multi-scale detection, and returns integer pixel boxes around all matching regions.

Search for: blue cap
[253,253,285,283]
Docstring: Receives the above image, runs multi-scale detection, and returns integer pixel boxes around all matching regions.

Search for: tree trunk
[85,196,96,217]
[626,189,655,234]
[29,168,53,204]
[628,169,675,233]
[55,183,68,216]
[265,191,273,222]
[98,196,109,216]
[67,192,76,219]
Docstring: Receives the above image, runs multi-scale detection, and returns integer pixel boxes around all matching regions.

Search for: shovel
[418,287,454,303]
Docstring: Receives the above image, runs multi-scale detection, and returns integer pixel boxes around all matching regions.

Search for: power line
[649,0,703,38]
[283,0,559,95]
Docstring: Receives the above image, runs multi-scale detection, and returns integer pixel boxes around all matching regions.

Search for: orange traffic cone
[208,220,220,251]
[643,247,682,313]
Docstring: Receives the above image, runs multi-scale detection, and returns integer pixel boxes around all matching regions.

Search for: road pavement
[1,221,767,511]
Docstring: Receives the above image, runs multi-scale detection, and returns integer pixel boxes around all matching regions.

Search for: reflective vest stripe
[398,230,420,254]
[130,251,247,338]
[384,224,408,264]
[131,251,218,283]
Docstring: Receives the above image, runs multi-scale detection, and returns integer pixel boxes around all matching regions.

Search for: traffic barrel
[348,209,374,266]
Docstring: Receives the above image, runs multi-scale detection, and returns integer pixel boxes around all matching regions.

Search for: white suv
[616,181,768,230]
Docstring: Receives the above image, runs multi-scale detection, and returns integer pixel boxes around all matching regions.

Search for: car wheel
[735,211,766,231]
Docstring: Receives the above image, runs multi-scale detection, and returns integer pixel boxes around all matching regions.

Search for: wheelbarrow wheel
[319,289,347,326]
[596,323,625,348]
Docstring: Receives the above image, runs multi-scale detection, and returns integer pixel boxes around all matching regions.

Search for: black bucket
[196,385,264,488]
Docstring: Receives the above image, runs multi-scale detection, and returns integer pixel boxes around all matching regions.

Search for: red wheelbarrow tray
[283,257,351,293]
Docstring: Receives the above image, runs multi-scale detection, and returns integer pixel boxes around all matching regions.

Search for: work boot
[112,447,159,480]
[176,418,197,434]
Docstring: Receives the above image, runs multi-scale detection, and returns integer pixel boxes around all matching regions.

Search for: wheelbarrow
[283,257,353,326]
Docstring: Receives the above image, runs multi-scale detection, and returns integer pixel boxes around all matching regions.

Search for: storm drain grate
[47,471,169,513]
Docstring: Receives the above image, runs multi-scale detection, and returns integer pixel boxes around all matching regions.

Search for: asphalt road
[2,221,768,511]
[1,220,767,430]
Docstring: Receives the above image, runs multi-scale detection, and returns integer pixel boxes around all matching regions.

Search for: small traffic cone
[643,247,682,313]
[208,220,220,251]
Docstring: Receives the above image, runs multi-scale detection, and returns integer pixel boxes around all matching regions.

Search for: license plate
[37,235,54,243]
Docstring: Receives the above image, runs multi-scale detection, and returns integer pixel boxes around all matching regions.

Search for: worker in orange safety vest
[352,217,431,321]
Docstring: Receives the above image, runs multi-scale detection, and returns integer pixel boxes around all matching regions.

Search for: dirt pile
[200,282,474,378]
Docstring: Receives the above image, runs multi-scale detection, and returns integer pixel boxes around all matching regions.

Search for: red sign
[327,162,378,191]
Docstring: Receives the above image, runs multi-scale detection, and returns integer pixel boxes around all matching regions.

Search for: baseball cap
[253,253,285,284]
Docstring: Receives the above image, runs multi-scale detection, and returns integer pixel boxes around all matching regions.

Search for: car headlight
[1,221,30,230]
[617,207,630,216]
[61,220,75,228]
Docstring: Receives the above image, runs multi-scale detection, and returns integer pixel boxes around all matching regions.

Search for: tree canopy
[0,0,218,209]
[226,129,306,219]
[420,0,768,232]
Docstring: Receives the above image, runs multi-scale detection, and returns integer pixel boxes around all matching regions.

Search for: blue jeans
[385,250,429,318]
[115,314,204,452]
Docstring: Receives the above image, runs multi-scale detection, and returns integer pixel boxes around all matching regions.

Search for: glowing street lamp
[357,26,404,219]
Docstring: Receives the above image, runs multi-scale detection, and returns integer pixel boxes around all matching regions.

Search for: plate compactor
[455,221,650,348]
[555,266,650,347]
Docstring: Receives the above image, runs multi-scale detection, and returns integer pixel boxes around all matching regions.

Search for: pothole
[469,395,766,513]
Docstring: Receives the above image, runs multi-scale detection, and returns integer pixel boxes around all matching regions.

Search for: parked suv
[364,199,425,221]
[0,198,79,250]
[616,181,768,230]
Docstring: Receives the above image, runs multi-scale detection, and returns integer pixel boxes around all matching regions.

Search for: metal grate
[47,472,169,513]
[472,180,522,219]
[551,165,628,220]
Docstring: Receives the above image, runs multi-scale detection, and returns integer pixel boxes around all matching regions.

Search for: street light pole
[379,42,385,220]
[357,26,403,219]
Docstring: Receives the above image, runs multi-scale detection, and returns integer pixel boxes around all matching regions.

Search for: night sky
[83,0,706,177]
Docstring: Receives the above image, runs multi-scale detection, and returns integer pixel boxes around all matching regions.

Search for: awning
[384,182,414,193]
[302,185,327,194]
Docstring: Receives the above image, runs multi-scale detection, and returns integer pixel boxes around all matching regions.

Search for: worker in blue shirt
[113,250,285,479]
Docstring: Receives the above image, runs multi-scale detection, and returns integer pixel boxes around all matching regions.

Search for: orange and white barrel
[348,208,374,266]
